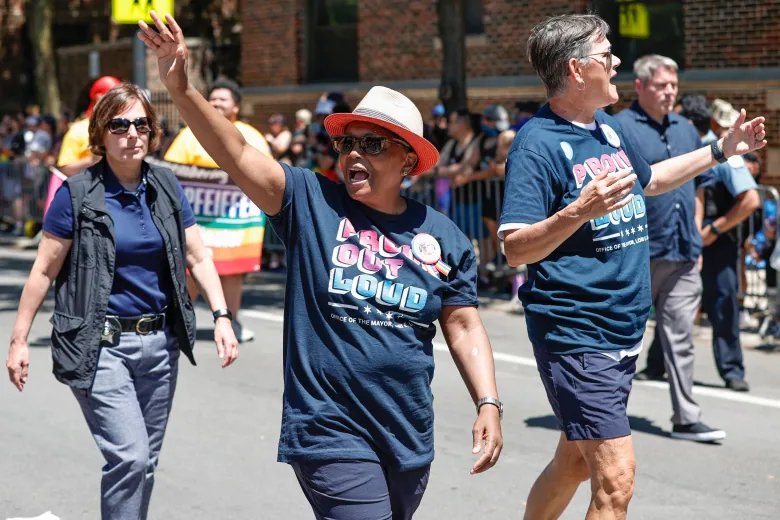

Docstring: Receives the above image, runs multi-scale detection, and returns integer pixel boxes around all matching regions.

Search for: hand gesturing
[721,109,767,157]
[137,11,189,94]
[575,169,637,221]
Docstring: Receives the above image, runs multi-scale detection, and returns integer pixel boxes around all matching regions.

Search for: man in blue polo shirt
[615,54,725,442]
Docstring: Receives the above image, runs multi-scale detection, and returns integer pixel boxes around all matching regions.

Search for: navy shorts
[291,460,430,520]
[533,343,636,441]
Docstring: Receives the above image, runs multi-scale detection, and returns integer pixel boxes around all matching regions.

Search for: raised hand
[137,11,189,94]
[721,109,768,157]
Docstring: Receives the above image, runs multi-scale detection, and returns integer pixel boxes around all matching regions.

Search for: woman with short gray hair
[500,13,767,519]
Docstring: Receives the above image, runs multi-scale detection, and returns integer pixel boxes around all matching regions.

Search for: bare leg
[579,435,636,520]
[219,274,244,317]
[524,433,590,520]
[483,217,499,263]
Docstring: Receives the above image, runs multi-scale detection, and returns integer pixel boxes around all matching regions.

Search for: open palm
[137,11,189,93]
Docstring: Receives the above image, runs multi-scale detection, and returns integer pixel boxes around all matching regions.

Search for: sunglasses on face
[331,135,411,156]
[580,50,613,70]
[107,117,151,135]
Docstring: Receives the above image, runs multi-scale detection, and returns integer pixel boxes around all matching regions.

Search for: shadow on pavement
[755,342,780,353]
[525,414,671,439]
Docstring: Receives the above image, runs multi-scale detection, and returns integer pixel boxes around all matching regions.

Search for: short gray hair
[527,14,610,98]
[633,54,678,83]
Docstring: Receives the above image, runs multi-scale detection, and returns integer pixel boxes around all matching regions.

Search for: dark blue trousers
[702,238,745,382]
[291,460,430,520]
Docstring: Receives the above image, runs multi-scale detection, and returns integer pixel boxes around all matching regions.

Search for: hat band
[352,107,413,133]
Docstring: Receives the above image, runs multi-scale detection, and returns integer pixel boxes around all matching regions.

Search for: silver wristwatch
[476,396,503,418]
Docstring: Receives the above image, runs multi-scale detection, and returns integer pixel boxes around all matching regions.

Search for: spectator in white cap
[711,98,741,133]
[294,108,312,131]
[140,12,502,520]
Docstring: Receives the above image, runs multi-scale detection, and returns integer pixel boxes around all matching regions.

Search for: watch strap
[710,223,722,236]
[212,308,233,322]
[476,396,503,417]
[710,140,727,164]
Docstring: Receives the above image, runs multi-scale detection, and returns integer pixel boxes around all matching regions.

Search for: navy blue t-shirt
[44,164,196,316]
[270,165,478,470]
[615,102,705,262]
[500,104,653,354]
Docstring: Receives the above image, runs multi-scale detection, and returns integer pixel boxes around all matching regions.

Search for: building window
[306,0,358,82]
[591,0,684,70]
[465,0,485,35]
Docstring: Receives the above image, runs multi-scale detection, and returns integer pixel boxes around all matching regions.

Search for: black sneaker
[671,422,726,442]
[725,379,750,392]
[634,368,666,381]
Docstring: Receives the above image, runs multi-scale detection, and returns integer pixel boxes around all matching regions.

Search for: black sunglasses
[331,135,411,156]
[107,117,152,135]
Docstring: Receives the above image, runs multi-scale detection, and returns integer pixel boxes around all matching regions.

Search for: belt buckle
[102,317,121,343]
[135,316,156,335]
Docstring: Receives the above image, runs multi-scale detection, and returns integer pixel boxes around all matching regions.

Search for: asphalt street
[1,245,779,519]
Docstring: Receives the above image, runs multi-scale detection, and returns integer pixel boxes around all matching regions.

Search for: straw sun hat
[324,86,440,176]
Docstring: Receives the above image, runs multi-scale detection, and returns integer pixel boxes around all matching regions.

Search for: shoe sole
[670,431,726,442]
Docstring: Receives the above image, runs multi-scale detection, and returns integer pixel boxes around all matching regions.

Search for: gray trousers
[650,259,702,426]
[72,327,179,520]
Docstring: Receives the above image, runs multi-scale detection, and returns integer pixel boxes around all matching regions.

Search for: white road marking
[242,309,780,410]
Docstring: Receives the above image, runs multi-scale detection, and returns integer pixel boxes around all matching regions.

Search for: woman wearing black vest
[6,82,239,520]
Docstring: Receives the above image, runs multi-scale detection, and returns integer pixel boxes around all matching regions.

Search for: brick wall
[358,0,439,81]
[239,0,778,85]
[239,0,301,86]
[351,0,590,82]
[465,0,588,78]
[684,1,780,68]
[242,0,589,84]
[240,0,779,177]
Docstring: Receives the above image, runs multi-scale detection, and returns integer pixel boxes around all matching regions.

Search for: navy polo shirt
[615,102,707,262]
[44,163,196,316]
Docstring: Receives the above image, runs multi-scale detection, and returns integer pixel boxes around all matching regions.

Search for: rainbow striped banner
[147,158,266,275]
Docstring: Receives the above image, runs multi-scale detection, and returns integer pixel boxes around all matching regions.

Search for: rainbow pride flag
[147,158,266,275]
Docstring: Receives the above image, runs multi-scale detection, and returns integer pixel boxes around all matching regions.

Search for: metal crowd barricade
[737,184,780,341]
[0,157,47,236]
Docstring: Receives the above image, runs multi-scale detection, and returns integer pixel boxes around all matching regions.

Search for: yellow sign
[112,0,174,25]
[618,2,650,39]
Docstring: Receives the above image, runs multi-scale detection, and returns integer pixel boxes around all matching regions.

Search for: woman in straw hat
[500,13,766,519]
[139,12,502,519]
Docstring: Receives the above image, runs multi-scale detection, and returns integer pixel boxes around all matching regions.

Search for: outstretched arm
[645,110,766,196]
[138,12,286,215]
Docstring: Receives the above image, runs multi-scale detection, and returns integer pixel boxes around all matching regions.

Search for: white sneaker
[232,320,255,343]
